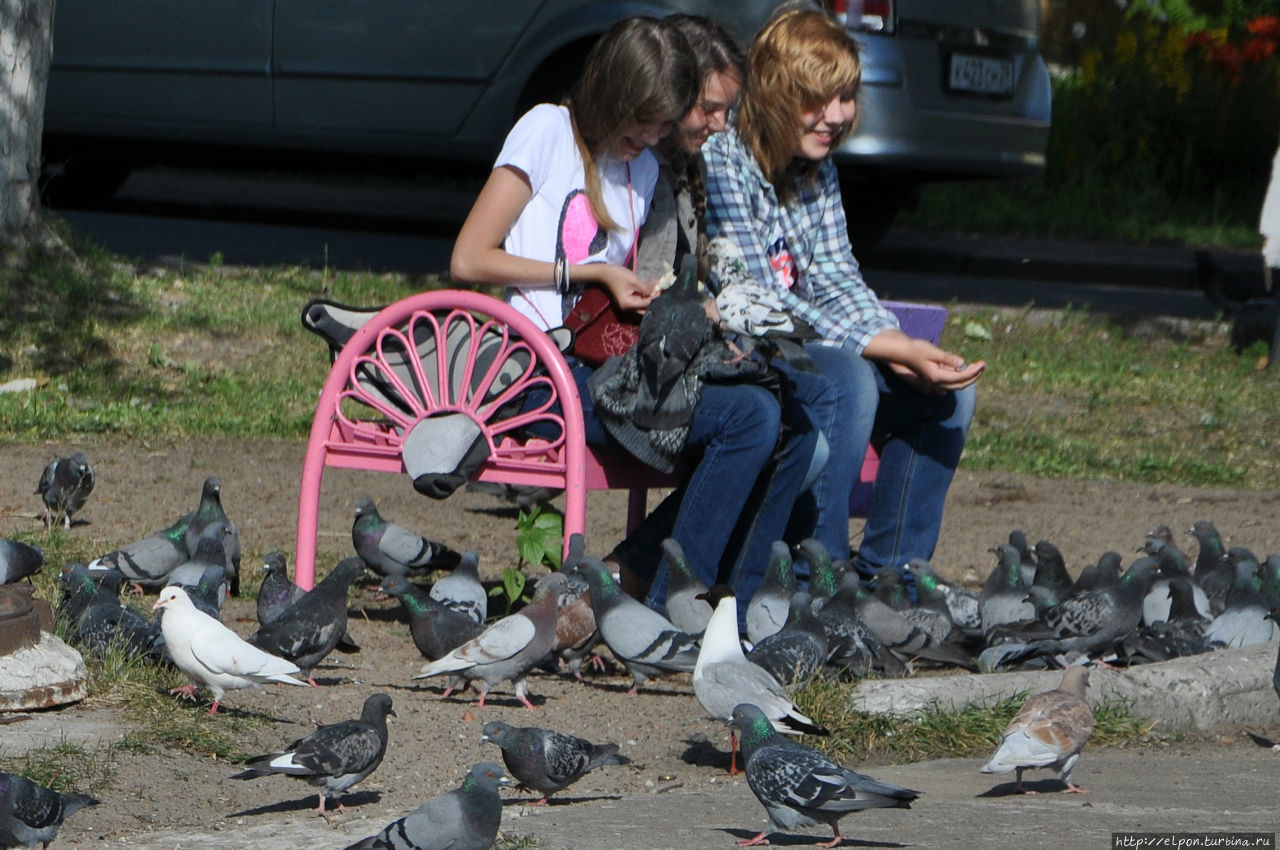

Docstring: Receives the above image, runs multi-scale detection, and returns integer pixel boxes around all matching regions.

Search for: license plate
[948,53,1014,96]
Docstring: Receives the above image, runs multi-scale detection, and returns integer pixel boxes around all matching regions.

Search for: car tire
[840,174,913,258]
[41,155,133,207]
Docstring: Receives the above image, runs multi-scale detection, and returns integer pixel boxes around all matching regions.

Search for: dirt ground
[2,438,1279,847]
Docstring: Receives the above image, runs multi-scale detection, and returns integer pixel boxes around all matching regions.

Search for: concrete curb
[851,641,1280,732]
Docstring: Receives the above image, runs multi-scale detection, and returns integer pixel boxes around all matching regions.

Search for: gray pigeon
[428,550,487,625]
[181,476,242,594]
[381,575,485,661]
[795,538,842,609]
[34,451,94,529]
[746,591,828,689]
[571,557,700,693]
[981,666,1094,794]
[851,574,976,670]
[746,541,796,644]
[170,563,228,621]
[412,572,562,708]
[1141,536,1212,626]
[231,692,395,814]
[1031,541,1075,606]
[248,557,365,684]
[874,568,954,645]
[980,543,1036,640]
[661,537,712,635]
[57,563,167,662]
[1188,519,1234,614]
[811,571,897,677]
[728,702,919,848]
[341,761,510,850]
[480,719,624,804]
[168,521,237,591]
[352,498,461,580]
[0,771,98,849]
[88,515,190,594]
[257,551,307,626]
[0,539,43,585]
[905,558,981,635]
[1203,548,1278,648]
[1008,529,1037,588]
[1072,551,1123,596]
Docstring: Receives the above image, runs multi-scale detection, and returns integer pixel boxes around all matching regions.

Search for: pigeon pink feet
[170,684,199,701]
[737,831,771,846]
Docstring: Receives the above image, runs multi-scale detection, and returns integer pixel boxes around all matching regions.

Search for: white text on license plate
[948,53,1014,96]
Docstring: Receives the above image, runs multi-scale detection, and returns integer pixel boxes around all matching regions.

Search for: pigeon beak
[151,598,165,611]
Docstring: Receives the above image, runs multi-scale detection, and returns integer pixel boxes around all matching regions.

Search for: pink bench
[292,289,946,589]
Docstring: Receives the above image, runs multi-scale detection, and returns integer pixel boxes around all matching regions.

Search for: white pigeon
[153,585,308,714]
[694,586,827,773]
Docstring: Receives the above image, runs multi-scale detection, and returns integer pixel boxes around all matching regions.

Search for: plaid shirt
[703,125,898,353]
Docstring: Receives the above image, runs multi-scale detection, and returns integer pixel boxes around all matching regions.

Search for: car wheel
[41,155,133,207]
[840,175,913,258]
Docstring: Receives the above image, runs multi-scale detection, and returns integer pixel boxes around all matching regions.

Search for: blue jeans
[571,363,823,625]
[779,344,975,587]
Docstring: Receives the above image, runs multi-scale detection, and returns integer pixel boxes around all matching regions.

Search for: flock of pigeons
[3,452,1280,848]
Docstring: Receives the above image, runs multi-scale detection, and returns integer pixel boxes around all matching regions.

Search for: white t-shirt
[498,103,660,329]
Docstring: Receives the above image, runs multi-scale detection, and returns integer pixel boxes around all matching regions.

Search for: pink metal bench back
[293,290,946,589]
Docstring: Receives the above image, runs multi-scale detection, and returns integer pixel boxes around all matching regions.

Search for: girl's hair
[736,9,861,200]
[564,16,699,231]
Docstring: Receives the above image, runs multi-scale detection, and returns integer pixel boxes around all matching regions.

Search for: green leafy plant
[489,566,529,617]
[515,506,563,571]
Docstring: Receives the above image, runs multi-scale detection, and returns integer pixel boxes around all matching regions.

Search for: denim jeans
[778,343,975,590]
[572,362,823,626]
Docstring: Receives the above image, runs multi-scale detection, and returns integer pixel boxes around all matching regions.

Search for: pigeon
[480,719,624,805]
[1188,519,1234,614]
[381,574,485,661]
[181,476,242,594]
[747,541,797,644]
[873,568,954,644]
[1008,529,1037,587]
[231,692,395,814]
[905,558,981,635]
[352,498,462,580]
[795,538,842,609]
[850,574,976,670]
[1141,535,1212,625]
[1072,551,1123,595]
[257,551,307,626]
[169,563,229,621]
[1203,548,1278,648]
[980,543,1035,640]
[1130,578,1215,661]
[88,514,191,594]
[1030,541,1075,607]
[34,451,94,529]
[153,585,308,713]
[248,557,365,685]
[57,563,167,661]
[1258,554,1280,613]
[169,521,237,590]
[0,771,98,850]
[571,557,700,694]
[694,587,828,773]
[0,539,43,586]
[728,702,919,848]
[547,567,601,680]
[981,666,1095,794]
[428,550,486,625]
[811,571,897,677]
[341,762,509,850]
[746,591,829,689]
[661,538,713,635]
[412,572,562,708]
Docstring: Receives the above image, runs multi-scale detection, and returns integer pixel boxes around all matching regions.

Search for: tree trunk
[0,0,56,246]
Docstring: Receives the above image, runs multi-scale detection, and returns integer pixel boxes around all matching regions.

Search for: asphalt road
[49,169,1225,320]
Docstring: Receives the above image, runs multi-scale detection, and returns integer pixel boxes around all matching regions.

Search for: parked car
[42,0,1050,249]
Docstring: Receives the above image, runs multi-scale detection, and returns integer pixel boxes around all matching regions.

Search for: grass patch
[0,738,116,792]
[795,677,1153,764]
[942,307,1278,487]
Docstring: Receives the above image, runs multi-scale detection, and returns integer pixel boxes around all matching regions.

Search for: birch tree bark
[0,0,55,245]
